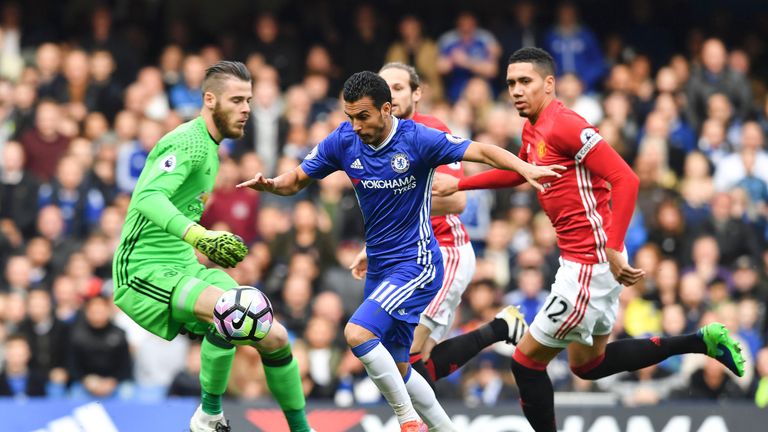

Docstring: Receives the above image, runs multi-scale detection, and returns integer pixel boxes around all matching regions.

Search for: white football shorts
[419,242,476,341]
[529,251,625,348]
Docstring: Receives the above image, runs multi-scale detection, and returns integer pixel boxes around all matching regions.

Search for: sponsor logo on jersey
[159,154,177,172]
[390,152,410,173]
[350,158,364,169]
[359,175,417,195]
[576,128,603,162]
[444,133,466,144]
[537,140,547,158]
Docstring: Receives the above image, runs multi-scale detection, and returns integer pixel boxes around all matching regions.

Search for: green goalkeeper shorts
[113,262,238,340]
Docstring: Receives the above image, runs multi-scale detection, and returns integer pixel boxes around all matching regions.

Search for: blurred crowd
[1,0,768,409]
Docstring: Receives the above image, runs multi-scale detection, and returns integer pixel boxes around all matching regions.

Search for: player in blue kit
[238,71,563,431]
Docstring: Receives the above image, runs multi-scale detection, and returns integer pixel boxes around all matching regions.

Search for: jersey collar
[196,116,221,146]
[368,116,398,152]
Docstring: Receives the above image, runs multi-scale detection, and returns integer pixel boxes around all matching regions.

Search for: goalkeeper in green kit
[112,61,311,432]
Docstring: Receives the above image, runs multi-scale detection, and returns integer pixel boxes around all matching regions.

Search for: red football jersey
[412,112,470,247]
[520,100,613,264]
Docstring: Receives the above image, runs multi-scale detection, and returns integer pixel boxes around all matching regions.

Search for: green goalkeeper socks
[200,330,236,415]
[261,344,311,432]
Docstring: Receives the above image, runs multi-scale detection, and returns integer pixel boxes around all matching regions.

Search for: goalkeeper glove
[183,224,248,268]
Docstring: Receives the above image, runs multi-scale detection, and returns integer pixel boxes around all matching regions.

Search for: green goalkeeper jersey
[113,116,220,287]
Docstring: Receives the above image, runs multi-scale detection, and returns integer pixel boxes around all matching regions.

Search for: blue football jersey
[301,117,471,276]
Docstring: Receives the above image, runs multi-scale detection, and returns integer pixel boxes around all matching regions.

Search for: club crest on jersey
[537,140,547,158]
[391,152,410,173]
[444,133,465,144]
[159,154,177,172]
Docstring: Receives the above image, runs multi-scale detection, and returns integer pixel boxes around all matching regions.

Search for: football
[213,286,274,345]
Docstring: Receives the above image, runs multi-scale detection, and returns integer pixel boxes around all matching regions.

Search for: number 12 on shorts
[543,295,568,323]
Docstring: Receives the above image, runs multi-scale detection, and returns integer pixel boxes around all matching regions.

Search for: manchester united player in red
[433,48,745,432]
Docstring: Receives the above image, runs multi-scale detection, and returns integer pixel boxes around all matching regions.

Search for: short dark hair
[379,62,420,91]
[508,47,556,77]
[202,61,251,95]
[342,71,391,109]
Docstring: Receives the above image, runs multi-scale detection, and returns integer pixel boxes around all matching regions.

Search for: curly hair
[342,71,392,109]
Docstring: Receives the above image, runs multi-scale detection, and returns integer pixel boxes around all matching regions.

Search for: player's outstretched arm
[462,142,565,192]
[430,173,466,215]
[237,166,314,196]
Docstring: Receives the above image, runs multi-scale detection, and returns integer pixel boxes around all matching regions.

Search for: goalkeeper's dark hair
[508,47,557,78]
[202,61,251,96]
[342,71,391,109]
[379,62,421,92]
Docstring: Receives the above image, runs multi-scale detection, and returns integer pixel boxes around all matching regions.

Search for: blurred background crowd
[1,0,768,409]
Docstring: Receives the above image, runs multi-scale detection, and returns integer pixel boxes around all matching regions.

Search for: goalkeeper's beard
[212,102,245,139]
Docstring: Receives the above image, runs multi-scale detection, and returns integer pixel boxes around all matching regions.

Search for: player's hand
[521,163,566,193]
[606,248,645,286]
[236,173,276,192]
[432,173,460,197]
[349,247,368,280]
[183,224,248,268]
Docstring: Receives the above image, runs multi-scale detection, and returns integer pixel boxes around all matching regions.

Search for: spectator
[86,49,123,123]
[169,54,205,120]
[678,273,709,332]
[686,38,752,129]
[11,81,37,140]
[200,158,260,244]
[674,356,745,400]
[543,1,606,92]
[34,43,65,101]
[504,264,548,325]
[115,118,162,193]
[17,288,69,394]
[683,235,732,288]
[482,220,513,289]
[38,156,105,239]
[25,237,53,288]
[134,66,170,122]
[697,192,762,266]
[0,334,47,397]
[79,5,138,86]
[51,275,81,324]
[269,200,337,279]
[556,72,603,125]
[1,255,33,294]
[233,73,287,169]
[731,255,768,303]
[19,100,71,182]
[68,294,132,399]
[496,1,541,66]
[714,121,768,193]
[437,11,501,102]
[385,15,443,102]
[168,342,202,397]
[275,274,314,337]
[342,4,388,78]
[36,205,81,278]
[0,141,40,241]
[697,118,733,166]
[304,316,343,399]
[679,151,714,230]
[240,12,300,88]
[647,198,691,264]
